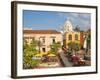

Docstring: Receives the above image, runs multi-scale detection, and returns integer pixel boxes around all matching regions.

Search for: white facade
[63,20,73,33]
[24,31,62,53]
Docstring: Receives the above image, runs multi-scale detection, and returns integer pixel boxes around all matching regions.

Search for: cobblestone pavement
[58,52,73,67]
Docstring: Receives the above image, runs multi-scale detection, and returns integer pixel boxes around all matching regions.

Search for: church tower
[63,19,73,33]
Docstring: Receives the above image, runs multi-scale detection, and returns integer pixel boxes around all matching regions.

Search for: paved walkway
[58,52,73,67]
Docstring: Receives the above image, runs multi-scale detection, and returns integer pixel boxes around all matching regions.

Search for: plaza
[23,19,91,69]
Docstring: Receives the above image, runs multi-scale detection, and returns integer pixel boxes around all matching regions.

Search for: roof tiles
[23,30,61,34]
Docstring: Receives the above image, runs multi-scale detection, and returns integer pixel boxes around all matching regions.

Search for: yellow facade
[64,32,81,48]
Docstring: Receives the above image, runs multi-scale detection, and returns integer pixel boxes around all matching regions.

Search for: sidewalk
[58,52,73,67]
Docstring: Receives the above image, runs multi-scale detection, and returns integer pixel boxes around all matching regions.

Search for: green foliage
[23,38,39,69]
[49,42,61,54]
[86,29,91,49]
[68,41,80,50]
[74,25,80,32]
[86,29,91,44]
[31,60,40,68]
[30,38,39,48]
[87,34,91,44]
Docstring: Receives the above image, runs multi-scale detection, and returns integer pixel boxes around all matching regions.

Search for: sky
[23,10,91,31]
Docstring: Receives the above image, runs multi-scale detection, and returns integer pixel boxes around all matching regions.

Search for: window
[75,34,78,40]
[42,38,45,43]
[42,48,46,52]
[69,34,72,40]
[52,38,55,43]
[31,37,35,42]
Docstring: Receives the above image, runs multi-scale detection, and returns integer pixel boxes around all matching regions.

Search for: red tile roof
[23,30,61,34]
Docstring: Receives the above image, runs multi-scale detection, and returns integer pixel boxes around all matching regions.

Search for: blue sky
[23,10,91,31]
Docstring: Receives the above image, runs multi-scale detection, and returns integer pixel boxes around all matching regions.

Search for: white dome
[63,20,73,33]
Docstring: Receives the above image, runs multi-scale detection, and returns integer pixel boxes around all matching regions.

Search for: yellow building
[64,31,84,48]
[62,20,84,49]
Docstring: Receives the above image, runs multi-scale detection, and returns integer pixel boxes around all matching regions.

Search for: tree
[23,38,39,69]
[74,25,80,32]
[85,29,91,51]
[68,41,80,51]
[49,42,61,54]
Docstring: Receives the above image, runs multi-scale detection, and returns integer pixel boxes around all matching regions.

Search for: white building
[23,29,62,53]
[63,20,74,33]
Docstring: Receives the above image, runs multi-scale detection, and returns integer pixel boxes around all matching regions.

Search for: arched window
[68,34,72,40]
[75,34,78,40]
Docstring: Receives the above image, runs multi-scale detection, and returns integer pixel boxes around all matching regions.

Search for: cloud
[57,12,91,30]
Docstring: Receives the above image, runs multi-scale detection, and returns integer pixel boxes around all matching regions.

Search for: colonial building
[64,31,84,48]
[23,29,62,53]
[63,19,73,33]
[63,20,84,49]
